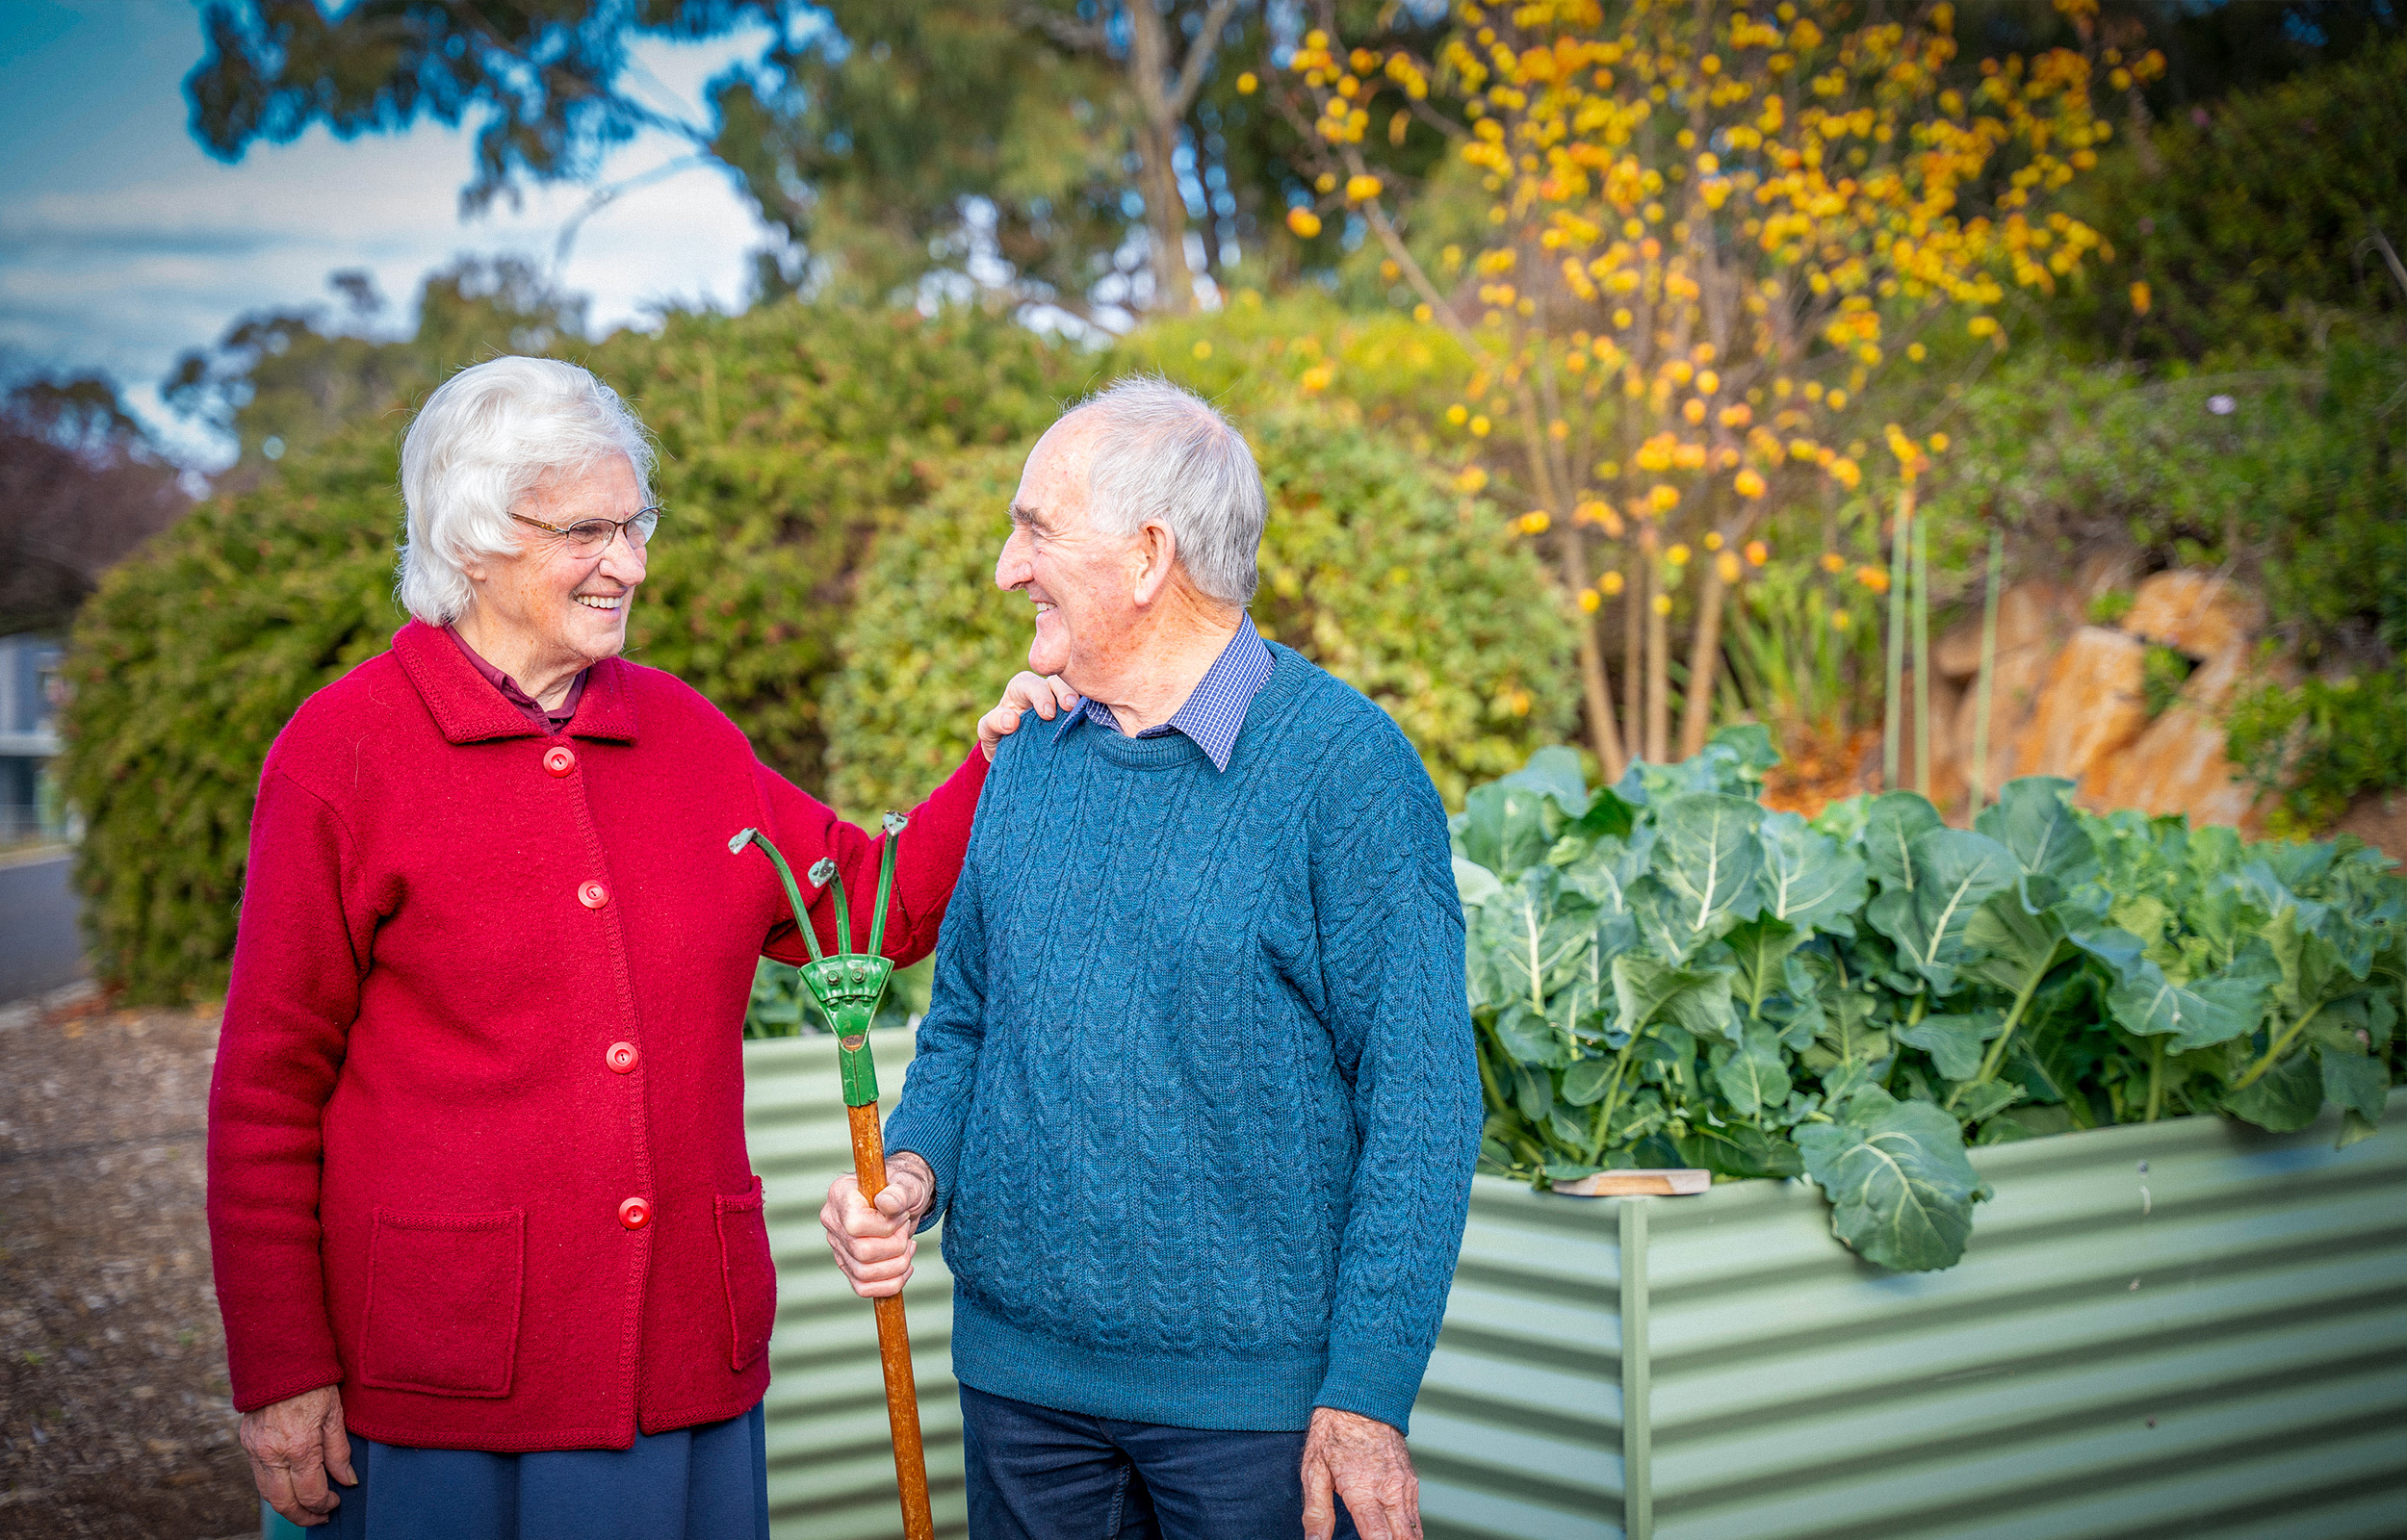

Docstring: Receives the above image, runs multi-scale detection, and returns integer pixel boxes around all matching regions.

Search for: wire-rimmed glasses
[511,506,662,557]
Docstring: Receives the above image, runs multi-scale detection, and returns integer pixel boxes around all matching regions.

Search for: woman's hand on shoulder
[978,672,1079,760]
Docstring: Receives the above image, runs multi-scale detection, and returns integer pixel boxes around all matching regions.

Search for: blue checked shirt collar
[1051,614,1274,772]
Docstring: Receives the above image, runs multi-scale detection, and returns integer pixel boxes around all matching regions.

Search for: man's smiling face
[995,415,1136,691]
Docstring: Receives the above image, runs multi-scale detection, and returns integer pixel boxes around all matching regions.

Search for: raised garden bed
[1411,1095,2407,1540]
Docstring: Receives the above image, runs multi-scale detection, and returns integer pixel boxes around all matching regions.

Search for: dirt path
[0,991,257,1539]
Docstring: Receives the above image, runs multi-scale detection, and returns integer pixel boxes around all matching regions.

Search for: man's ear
[1129,521,1180,607]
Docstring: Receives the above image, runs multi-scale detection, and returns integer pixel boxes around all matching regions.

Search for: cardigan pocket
[714,1178,777,1373]
[358,1208,526,1398]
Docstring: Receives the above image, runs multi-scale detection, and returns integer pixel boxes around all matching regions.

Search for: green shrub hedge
[61,300,1085,1002]
[820,404,1578,815]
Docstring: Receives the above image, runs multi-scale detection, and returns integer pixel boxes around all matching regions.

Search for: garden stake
[1969,528,2003,816]
[729,816,934,1540]
[1912,515,1931,798]
[1882,486,1912,787]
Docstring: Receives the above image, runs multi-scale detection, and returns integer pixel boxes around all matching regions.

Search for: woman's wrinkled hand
[821,1151,936,1297]
[978,672,1080,759]
[241,1382,355,1527]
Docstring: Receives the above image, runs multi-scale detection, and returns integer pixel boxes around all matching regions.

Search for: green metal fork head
[798,952,895,1106]
[729,822,908,1109]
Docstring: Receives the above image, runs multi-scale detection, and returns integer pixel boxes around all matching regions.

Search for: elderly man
[821,377,1481,1540]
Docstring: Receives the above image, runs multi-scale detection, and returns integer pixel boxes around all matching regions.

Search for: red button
[618,1196,651,1230]
[606,1040,638,1074]
[543,746,577,777]
[579,881,608,910]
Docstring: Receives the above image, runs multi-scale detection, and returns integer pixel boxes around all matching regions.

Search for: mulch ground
[0,994,258,1540]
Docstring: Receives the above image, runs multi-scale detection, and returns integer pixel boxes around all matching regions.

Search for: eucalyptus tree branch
[1166,0,1246,119]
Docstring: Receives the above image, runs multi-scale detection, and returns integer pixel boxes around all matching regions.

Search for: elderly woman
[208,355,1069,1537]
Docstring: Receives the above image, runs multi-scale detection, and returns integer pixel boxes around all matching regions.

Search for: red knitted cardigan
[206,620,985,1450]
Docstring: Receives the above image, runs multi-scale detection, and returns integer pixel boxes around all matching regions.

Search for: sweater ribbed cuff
[881,1107,964,1235]
[1311,1341,1433,1436]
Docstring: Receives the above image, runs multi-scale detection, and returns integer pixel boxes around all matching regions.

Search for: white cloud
[0,3,785,468]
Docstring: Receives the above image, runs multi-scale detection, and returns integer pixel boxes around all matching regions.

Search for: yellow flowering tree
[1277,0,2136,772]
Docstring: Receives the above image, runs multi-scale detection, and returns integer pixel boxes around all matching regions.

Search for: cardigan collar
[391,619,639,745]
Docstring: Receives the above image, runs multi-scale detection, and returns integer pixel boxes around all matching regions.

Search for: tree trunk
[1675,566,1730,759]
[1622,552,1644,764]
[1556,526,1626,781]
[1126,2,1196,314]
[1642,526,1669,762]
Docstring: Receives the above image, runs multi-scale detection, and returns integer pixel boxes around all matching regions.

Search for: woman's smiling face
[461,453,649,684]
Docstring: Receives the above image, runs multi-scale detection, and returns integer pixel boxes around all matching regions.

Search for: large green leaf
[1962,888,2075,999]
[1725,914,1806,1022]
[1458,780,1558,880]
[2106,952,2277,1051]
[2318,1045,2389,1124]
[1758,810,1871,937]
[1868,828,2023,992]
[1651,791,1765,938]
[1612,953,1737,1044]
[1797,1088,1986,1271]
[1477,868,1595,1013]
[2224,1050,2323,1132]
[1493,1001,1570,1067]
[1498,745,1591,816]
[1453,856,1504,910]
[1860,790,1945,893]
[1677,1120,1803,1178]
[1712,1021,1795,1116]
[1561,1055,1618,1106]
[1977,777,2091,883]
[1896,1010,2005,1081]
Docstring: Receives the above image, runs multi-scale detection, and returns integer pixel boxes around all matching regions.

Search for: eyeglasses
[511,506,663,557]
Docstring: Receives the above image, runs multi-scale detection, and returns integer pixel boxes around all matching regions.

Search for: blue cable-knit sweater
[883,643,1482,1434]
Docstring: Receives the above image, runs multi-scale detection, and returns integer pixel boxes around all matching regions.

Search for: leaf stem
[1974,959,2055,1085]
[1588,1028,1652,1165]
[2228,1003,2323,1092]
[2144,1035,2165,1122]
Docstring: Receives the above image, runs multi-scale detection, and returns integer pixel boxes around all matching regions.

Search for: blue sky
[0,0,779,465]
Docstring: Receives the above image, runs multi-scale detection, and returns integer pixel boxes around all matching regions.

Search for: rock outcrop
[1932,568,2276,835]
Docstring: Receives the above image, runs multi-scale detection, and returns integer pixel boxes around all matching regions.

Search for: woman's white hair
[396,355,655,626]
[1069,375,1265,605]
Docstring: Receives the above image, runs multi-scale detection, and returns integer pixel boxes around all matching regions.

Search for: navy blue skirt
[279,1402,768,1540]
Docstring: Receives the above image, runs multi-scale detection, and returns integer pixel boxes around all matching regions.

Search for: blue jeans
[960,1383,1359,1540]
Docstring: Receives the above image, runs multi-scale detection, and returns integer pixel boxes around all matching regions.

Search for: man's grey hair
[395,356,655,626]
[1067,376,1265,606]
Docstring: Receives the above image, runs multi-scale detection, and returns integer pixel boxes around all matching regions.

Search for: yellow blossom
[1191,340,1212,360]
[1746,540,1770,565]
[1579,588,1603,612]
[1652,594,1674,616]
[1469,415,1491,437]
[1287,208,1323,239]
[1445,403,1469,425]
[1821,552,1847,573]
[1600,570,1627,597]
[1237,72,1258,94]
[1702,531,1724,552]
[1734,468,1768,499]
[1717,551,1744,584]
[1667,543,1693,566]
[2130,280,2152,315]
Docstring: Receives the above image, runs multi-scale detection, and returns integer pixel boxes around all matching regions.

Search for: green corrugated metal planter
[1415,1090,2407,1540]
[272,1046,2406,1540]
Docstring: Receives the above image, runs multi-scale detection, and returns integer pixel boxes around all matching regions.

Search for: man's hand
[1302,1406,1419,1540]
[241,1383,354,1527]
[821,1150,936,1298]
[979,672,1080,759]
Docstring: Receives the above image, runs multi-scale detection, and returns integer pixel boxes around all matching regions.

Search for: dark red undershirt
[445,626,587,736]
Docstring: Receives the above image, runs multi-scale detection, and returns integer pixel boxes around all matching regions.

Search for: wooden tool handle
[849,1100,935,1540]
